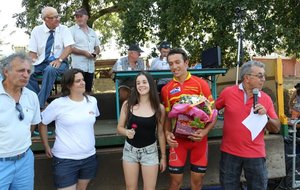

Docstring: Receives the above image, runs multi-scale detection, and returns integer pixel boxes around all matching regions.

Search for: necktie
[44,30,55,61]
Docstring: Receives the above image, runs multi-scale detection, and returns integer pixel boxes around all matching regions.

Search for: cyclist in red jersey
[161,48,217,190]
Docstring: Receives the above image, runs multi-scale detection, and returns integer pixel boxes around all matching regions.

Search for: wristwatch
[58,58,63,62]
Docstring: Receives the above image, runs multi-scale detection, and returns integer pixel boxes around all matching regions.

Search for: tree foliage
[120,0,300,66]
[15,0,300,67]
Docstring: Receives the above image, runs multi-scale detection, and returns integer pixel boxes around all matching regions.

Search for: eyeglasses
[15,103,24,121]
[247,73,266,80]
[46,15,60,20]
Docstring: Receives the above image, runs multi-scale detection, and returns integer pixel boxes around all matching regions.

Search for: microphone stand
[235,7,245,85]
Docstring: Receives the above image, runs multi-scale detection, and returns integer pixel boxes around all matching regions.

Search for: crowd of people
[0,5,282,190]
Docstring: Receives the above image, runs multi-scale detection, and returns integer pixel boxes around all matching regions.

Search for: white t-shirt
[41,96,100,159]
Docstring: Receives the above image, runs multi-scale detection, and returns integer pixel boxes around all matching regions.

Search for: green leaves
[15,0,300,62]
[190,117,205,129]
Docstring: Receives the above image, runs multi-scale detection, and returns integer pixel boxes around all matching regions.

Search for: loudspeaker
[201,46,221,68]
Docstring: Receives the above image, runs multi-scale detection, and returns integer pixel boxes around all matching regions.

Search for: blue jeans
[0,149,34,190]
[27,61,68,108]
[219,151,268,190]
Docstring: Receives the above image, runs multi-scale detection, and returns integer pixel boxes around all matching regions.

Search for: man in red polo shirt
[161,48,217,190]
[215,60,280,189]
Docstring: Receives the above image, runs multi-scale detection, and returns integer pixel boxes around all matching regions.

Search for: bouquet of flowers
[168,95,218,137]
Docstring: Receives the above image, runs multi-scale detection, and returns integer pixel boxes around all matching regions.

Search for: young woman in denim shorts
[117,71,166,190]
[39,68,100,189]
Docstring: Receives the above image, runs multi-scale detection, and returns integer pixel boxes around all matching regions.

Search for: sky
[0,0,28,56]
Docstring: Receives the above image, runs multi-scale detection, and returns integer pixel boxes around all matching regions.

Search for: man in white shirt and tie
[27,6,74,109]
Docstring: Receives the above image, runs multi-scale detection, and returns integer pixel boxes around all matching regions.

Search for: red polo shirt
[215,84,278,158]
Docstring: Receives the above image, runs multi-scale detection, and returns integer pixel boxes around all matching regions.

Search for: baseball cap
[159,41,171,49]
[74,8,88,16]
[128,44,144,53]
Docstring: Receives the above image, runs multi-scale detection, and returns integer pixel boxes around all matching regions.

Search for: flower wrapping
[169,95,218,137]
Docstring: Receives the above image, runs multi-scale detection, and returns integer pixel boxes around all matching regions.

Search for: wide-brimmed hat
[128,44,144,53]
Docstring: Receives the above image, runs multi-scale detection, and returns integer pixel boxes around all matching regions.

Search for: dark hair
[61,68,88,100]
[294,83,300,96]
[126,71,162,125]
[167,48,188,62]
[297,89,300,96]
[294,83,300,89]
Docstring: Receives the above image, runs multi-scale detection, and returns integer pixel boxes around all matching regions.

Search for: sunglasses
[15,103,25,121]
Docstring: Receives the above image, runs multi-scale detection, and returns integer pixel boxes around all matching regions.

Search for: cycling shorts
[168,137,208,174]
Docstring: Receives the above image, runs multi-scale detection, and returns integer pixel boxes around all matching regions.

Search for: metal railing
[287,119,300,188]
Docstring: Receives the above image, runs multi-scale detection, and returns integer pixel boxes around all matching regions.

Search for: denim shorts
[52,154,98,188]
[122,141,159,166]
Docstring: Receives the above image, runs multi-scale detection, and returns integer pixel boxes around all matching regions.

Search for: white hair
[41,6,58,19]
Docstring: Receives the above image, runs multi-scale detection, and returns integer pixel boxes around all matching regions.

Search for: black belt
[0,149,29,161]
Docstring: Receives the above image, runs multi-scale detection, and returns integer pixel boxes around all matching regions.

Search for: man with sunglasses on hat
[0,53,41,190]
[27,6,74,109]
